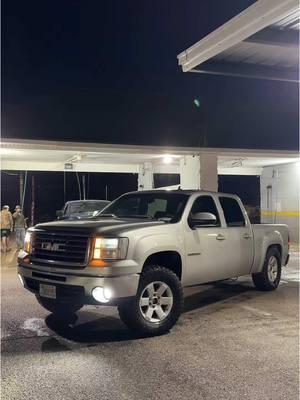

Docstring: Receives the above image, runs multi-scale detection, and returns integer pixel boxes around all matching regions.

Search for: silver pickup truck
[18,190,289,336]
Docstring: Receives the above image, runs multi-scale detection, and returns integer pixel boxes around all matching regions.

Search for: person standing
[1,205,13,253]
[13,205,27,250]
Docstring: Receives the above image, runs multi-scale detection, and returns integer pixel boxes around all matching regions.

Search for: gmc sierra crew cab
[18,190,290,336]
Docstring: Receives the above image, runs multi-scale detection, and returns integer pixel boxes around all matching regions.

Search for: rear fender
[251,230,284,274]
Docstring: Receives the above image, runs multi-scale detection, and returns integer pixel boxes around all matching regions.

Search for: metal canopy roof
[177,0,299,82]
[1,139,299,176]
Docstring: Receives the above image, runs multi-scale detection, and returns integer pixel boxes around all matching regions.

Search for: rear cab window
[219,197,246,227]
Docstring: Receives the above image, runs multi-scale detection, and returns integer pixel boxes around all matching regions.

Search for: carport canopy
[177,0,299,82]
[1,138,298,176]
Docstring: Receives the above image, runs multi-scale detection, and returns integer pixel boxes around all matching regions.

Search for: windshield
[65,201,109,216]
[99,192,189,222]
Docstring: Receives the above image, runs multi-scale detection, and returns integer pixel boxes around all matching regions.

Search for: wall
[260,162,299,242]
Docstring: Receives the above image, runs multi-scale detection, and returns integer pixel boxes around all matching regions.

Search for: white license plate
[39,284,56,299]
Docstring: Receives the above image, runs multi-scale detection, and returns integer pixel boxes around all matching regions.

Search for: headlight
[24,232,32,253]
[93,237,128,260]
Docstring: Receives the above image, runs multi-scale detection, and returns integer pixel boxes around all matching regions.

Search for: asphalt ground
[1,245,299,400]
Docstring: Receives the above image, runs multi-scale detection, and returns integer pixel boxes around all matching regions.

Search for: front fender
[132,232,185,272]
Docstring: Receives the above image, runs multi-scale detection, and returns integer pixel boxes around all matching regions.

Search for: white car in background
[56,199,110,220]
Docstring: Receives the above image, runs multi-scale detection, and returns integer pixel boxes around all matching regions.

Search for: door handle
[216,234,226,241]
[243,233,252,239]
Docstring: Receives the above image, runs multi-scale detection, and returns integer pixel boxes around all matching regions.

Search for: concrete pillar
[138,162,153,191]
[180,155,200,190]
[200,154,218,192]
[179,154,218,191]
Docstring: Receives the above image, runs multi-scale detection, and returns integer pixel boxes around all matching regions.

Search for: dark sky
[2,0,299,150]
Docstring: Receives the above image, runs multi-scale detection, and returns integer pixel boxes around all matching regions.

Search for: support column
[179,154,218,191]
[200,153,218,192]
[138,162,153,191]
[179,155,200,190]
[19,172,24,205]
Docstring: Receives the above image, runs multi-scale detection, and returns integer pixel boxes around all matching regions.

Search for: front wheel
[35,295,82,315]
[118,265,183,336]
[252,247,282,291]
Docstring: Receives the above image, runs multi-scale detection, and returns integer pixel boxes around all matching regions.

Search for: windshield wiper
[157,217,172,222]
[98,213,118,218]
[117,215,153,219]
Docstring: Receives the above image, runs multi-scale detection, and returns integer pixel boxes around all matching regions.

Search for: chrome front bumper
[18,264,140,305]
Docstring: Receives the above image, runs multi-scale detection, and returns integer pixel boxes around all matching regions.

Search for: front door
[184,195,234,286]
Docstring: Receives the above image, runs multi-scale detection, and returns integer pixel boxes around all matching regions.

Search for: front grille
[31,230,89,266]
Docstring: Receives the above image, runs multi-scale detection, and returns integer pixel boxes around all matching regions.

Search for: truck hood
[33,217,166,236]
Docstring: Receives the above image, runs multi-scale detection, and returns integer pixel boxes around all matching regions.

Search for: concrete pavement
[1,246,299,400]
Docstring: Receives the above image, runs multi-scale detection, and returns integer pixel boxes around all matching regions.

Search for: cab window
[219,197,246,227]
[189,196,220,227]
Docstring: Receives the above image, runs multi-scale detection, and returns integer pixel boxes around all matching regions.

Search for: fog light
[92,287,112,303]
[103,287,113,300]
[18,274,24,287]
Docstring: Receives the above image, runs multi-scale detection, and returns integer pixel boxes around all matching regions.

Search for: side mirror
[189,212,217,228]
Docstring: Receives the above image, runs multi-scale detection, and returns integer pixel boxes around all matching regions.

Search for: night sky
[2,0,299,150]
[1,1,298,222]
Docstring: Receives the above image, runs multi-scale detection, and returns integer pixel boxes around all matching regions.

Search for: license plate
[39,284,56,299]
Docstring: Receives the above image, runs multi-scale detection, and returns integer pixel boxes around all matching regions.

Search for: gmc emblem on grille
[41,242,66,252]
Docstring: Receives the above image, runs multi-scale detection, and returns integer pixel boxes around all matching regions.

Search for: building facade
[261,162,299,242]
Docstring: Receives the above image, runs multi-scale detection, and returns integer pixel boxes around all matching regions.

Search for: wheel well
[143,251,182,280]
[268,244,282,261]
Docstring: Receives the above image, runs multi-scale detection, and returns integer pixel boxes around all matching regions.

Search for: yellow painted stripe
[261,210,300,217]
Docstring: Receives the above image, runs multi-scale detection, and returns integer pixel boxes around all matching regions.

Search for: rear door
[218,196,254,276]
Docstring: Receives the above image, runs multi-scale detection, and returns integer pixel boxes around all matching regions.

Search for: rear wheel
[35,295,82,315]
[252,247,281,291]
[118,265,183,336]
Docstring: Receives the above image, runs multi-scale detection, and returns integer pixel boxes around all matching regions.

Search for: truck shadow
[45,313,133,344]
[44,280,258,345]
[183,280,256,313]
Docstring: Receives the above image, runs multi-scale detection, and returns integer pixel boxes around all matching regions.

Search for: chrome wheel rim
[267,256,278,282]
[139,281,173,323]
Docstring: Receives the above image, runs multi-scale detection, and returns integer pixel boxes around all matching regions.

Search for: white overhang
[177,0,299,82]
[1,139,298,176]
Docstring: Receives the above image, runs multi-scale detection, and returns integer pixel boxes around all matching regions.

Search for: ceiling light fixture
[163,155,173,164]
